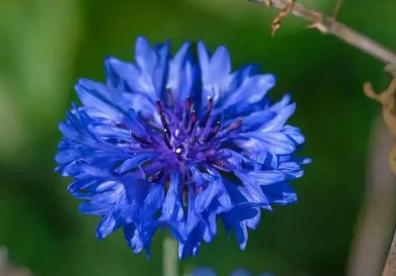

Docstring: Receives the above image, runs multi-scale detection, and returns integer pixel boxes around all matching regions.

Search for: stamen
[199,97,213,127]
[183,97,193,128]
[205,120,221,142]
[135,95,231,165]
[182,185,189,207]
[189,110,198,134]
[212,159,228,171]
[130,131,153,145]
[216,117,242,141]
[227,117,243,131]
[166,89,174,108]
[163,128,173,149]
[156,100,172,137]
[156,100,164,113]
[148,170,164,182]
[185,97,193,111]
[190,124,198,146]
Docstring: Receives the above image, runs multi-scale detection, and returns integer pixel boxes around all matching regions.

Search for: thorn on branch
[306,20,327,34]
[270,0,295,36]
[364,76,396,174]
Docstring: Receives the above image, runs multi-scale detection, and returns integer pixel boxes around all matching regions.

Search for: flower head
[56,37,309,258]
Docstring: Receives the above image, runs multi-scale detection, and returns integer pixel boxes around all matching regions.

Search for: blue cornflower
[56,36,309,258]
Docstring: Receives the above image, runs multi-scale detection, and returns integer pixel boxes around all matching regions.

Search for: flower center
[154,93,220,163]
[129,90,243,179]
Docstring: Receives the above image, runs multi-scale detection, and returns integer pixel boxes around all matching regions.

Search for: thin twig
[249,0,396,66]
[332,0,344,20]
[270,0,295,36]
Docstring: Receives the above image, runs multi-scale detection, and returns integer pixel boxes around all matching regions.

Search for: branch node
[364,77,396,174]
[306,22,328,34]
[270,0,295,36]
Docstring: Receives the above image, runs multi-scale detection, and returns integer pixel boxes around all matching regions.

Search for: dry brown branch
[250,0,396,175]
[363,78,396,174]
[347,118,396,276]
[249,0,396,66]
[268,0,295,36]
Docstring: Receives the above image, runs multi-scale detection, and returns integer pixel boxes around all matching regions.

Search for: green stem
[163,235,178,276]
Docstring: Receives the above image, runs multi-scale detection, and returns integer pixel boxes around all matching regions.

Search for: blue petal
[76,79,127,121]
[154,41,171,95]
[207,46,231,87]
[261,182,297,205]
[197,42,210,76]
[79,201,112,216]
[242,96,295,132]
[134,37,157,98]
[199,43,231,104]
[221,207,259,250]
[237,182,271,210]
[105,57,138,89]
[160,172,184,222]
[135,184,164,254]
[221,74,275,109]
[194,174,222,212]
[68,178,117,198]
[278,161,305,178]
[88,124,131,142]
[123,224,144,253]
[114,153,156,174]
[245,210,261,229]
[55,148,80,164]
[133,37,170,100]
[178,223,205,258]
[167,42,195,101]
[96,214,117,239]
[237,170,286,186]
[237,131,297,155]
[142,184,164,216]
[283,125,306,145]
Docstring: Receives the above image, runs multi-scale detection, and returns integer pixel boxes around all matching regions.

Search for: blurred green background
[1,0,395,275]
